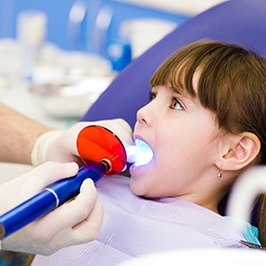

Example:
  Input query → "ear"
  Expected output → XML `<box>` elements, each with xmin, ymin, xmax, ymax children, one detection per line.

<box><xmin>217</xmin><ymin>132</ymin><xmax>261</xmax><ymax>171</ymax></box>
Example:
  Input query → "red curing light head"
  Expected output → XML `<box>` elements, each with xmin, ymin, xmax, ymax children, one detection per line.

<box><xmin>77</xmin><ymin>125</ymin><xmax>127</xmax><ymax>175</ymax></box>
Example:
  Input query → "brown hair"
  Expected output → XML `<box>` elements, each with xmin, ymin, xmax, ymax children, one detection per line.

<box><xmin>150</xmin><ymin>40</ymin><xmax>266</xmax><ymax>246</ymax></box>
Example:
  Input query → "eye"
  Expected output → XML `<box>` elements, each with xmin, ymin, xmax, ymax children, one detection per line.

<box><xmin>149</xmin><ymin>91</ymin><xmax>156</xmax><ymax>101</ymax></box>
<box><xmin>170</xmin><ymin>98</ymin><xmax>183</xmax><ymax>110</ymax></box>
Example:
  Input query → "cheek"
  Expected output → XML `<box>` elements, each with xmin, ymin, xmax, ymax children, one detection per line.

<box><xmin>152</xmin><ymin>135</ymin><xmax>205</xmax><ymax>184</ymax></box>
<box><xmin>156</xmin><ymin>135</ymin><xmax>190</xmax><ymax>167</ymax></box>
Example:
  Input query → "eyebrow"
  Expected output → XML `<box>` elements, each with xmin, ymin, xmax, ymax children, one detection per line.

<box><xmin>169</xmin><ymin>86</ymin><xmax>199</xmax><ymax>105</ymax></box>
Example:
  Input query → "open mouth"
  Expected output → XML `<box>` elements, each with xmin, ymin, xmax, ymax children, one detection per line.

<box><xmin>126</xmin><ymin>138</ymin><xmax>153</xmax><ymax>166</ymax></box>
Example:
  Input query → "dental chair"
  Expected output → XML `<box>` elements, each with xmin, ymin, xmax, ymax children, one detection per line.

<box><xmin>81</xmin><ymin>0</ymin><xmax>266</xmax><ymax>129</ymax></box>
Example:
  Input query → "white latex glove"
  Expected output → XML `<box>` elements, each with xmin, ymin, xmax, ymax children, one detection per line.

<box><xmin>0</xmin><ymin>162</ymin><xmax>103</xmax><ymax>255</ymax></box>
<box><xmin>31</xmin><ymin>119</ymin><xmax>133</xmax><ymax>167</ymax></box>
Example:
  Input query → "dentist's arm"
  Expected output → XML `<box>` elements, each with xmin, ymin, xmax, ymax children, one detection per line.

<box><xmin>0</xmin><ymin>103</ymin><xmax>133</xmax><ymax>166</ymax></box>
<box><xmin>0</xmin><ymin>102</ymin><xmax>51</xmax><ymax>164</ymax></box>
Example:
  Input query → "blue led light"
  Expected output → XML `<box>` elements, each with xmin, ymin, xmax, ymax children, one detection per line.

<box><xmin>126</xmin><ymin>139</ymin><xmax>153</xmax><ymax>166</ymax></box>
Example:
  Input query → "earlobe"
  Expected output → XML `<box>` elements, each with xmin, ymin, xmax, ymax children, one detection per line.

<box><xmin>220</xmin><ymin>133</ymin><xmax>261</xmax><ymax>171</ymax></box>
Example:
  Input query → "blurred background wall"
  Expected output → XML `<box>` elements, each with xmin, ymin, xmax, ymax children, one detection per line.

<box><xmin>0</xmin><ymin>0</ymin><xmax>226</xmax><ymax>71</ymax></box>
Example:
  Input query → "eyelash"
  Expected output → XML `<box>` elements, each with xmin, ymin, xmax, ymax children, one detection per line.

<box><xmin>148</xmin><ymin>92</ymin><xmax>184</xmax><ymax>110</ymax></box>
<box><xmin>171</xmin><ymin>98</ymin><xmax>184</xmax><ymax>110</ymax></box>
<box><xmin>149</xmin><ymin>91</ymin><xmax>156</xmax><ymax>101</ymax></box>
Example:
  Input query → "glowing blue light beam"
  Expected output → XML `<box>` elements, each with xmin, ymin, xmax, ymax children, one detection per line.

<box><xmin>126</xmin><ymin>139</ymin><xmax>153</xmax><ymax>166</ymax></box>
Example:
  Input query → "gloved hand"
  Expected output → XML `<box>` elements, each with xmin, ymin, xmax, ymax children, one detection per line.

<box><xmin>0</xmin><ymin>162</ymin><xmax>103</xmax><ymax>255</ymax></box>
<box><xmin>31</xmin><ymin>119</ymin><xmax>133</xmax><ymax>167</ymax></box>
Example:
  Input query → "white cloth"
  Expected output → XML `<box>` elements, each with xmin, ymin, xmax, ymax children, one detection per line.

<box><xmin>32</xmin><ymin>175</ymin><xmax>245</xmax><ymax>266</ymax></box>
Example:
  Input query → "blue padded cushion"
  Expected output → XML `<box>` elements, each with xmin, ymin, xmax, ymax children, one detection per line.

<box><xmin>81</xmin><ymin>0</ymin><xmax>266</xmax><ymax>129</ymax></box>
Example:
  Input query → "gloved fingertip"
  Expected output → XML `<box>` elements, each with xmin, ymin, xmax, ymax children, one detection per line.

<box><xmin>80</xmin><ymin>178</ymin><xmax>94</xmax><ymax>192</ymax></box>
<box><xmin>64</xmin><ymin>162</ymin><xmax>79</xmax><ymax>176</ymax></box>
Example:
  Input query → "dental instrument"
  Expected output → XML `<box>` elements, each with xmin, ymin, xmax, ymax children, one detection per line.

<box><xmin>0</xmin><ymin>125</ymin><xmax>153</xmax><ymax>239</ymax></box>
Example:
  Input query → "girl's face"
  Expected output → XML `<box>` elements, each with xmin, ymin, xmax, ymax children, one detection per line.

<box><xmin>130</xmin><ymin>75</ymin><xmax>225</xmax><ymax>202</ymax></box>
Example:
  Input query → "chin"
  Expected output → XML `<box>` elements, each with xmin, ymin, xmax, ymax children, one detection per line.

<box><xmin>129</xmin><ymin>180</ymin><xmax>156</xmax><ymax>198</ymax></box>
<box><xmin>129</xmin><ymin>178</ymin><xmax>146</xmax><ymax>196</ymax></box>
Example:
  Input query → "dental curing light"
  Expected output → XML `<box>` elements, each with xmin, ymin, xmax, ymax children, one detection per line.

<box><xmin>0</xmin><ymin>126</ymin><xmax>126</xmax><ymax>239</ymax></box>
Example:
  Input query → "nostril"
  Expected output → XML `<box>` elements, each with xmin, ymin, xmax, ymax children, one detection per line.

<box><xmin>141</xmin><ymin>118</ymin><xmax>147</xmax><ymax>124</ymax></box>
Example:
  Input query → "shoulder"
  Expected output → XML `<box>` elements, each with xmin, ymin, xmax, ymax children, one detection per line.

<box><xmin>225</xmin><ymin>216</ymin><xmax>260</xmax><ymax>245</ymax></box>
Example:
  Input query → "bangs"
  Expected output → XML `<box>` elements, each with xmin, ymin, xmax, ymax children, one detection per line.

<box><xmin>149</xmin><ymin>44</ymin><xmax>200</xmax><ymax>97</ymax></box>
<box><xmin>149</xmin><ymin>40</ymin><xmax>253</xmax><ymax>115</ymax></box>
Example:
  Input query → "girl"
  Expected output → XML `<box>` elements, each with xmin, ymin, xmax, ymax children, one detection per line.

<box><xmin>32</xmin><ymin>40</ymin><xmax>266</xmax><ymax>265</ymax></box>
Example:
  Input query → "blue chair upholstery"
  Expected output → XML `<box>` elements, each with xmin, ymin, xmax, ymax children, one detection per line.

<box><xmin>81</xmin><ymin>0</ymin><xmax>266</xmax><ymax>129</ymax></box>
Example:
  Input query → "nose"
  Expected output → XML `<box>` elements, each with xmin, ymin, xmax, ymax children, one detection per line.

<box><xmin>136</xmin><ymin>105</ymin><xmax>148</xmax><ymax>125</ymax></box>
<box><xmin>136</xmin><ymin>100</ymin><xmax>155</xmax><ymax>126</ymax></box>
